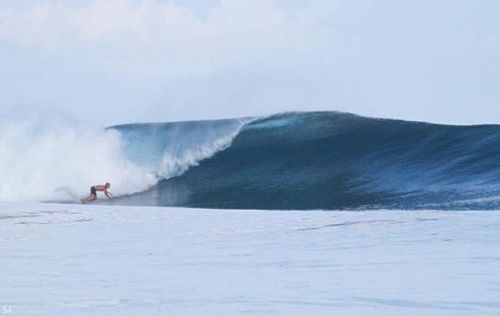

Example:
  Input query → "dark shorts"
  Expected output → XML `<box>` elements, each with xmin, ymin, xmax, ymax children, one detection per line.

<box><xmin>90</xmin><ymin>186</ymin><xmax>97</xmax><ymax>196</ymax></box>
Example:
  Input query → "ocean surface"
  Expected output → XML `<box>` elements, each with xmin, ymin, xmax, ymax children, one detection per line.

<box><xmin>104</xmin><ymin>111</ymin><xmax>500</xmax><ymax>210</ymax></box>
<box><xmin>1</xmin><ymin>203</ymin><xmax>500</xmax><ymax>316</ymax></box>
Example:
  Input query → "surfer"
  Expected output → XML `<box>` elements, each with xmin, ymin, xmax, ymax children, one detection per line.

<box><xmin>82</xmin><ymin>183</ymin><xmax>113</xmax><ymax>202</ymax></box>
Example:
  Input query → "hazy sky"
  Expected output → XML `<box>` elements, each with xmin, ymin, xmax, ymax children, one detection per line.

<box><xmin>1</xmin><ymin>0</ymin><xmax>499</xmax><ymax>126</ymax></box>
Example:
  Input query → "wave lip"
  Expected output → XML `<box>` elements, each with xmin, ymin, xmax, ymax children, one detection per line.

<box><xmin>112</xmin><ymin>117</ymin><xmax>249</xmax><ymax>180</ymax></box>
<box><xmin>106</xmin><ymin>111</ymin><xmax>500</xmax><ymax>210</ymax></box>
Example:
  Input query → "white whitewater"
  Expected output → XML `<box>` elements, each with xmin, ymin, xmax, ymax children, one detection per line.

<box><xmin>0</xmin><ymin>118</ymin><xmax>156</xmax><ymax>202</ymax></box>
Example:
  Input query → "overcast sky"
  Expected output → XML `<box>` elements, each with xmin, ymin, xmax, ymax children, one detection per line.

<box><xmin>1</xmin><ymin>0</ymin><xmax>499</xmax><ymax>126</ymax></box>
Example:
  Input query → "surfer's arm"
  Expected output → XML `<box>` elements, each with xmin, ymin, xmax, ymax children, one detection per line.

<box><xmin>105</xmin><ymin>190</ymin><xmax>113</xmax><ymax>198</ymax></box>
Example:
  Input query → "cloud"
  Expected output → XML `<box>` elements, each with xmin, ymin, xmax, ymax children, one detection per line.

<box><xmin>0</xmin><ymin>0</ymin><xmax>343</xmax><ymax>125</ymax></box>
<box><xmin>0</xmin><ymin>0</ymin><xmax>335</xmax><ymax>78</ymax></box>
<box><xmin>0</xmin><ymin>0</ymin><xmax>499</xmax><ymax>125</ymax></box>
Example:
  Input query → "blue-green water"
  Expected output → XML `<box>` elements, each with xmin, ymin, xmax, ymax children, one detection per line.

<box><xmin>109</xmin><ymin>112</ymin><xmax>500</xmax><ymax>210</ymax></box>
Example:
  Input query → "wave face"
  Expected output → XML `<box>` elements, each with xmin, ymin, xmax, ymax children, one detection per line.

<box><xmin>107</xmin><ymin>112</ymin><xmax>500</xmax><ymax>210</ymax></box>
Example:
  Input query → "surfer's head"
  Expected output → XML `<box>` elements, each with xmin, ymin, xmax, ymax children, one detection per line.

<box><xmin>105</xmin><ymin>182</ymin><xmax>111</xmax><ymax>188</ymax></box>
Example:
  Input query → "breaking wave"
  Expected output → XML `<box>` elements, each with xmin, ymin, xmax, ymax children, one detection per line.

<box><xmin>0</xmin><ymin>113</ymin><xmax>246</xmax><ymax>203</ymax></box>
<box><xmin>110</xmin><ymin>112</ymin><xmax>500</xmax><ymax>210</ymax></box>
<box><xmin>3</xmin><ymin>111</ymin><xmax>500</xmax><ymax>210</ymax></box>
